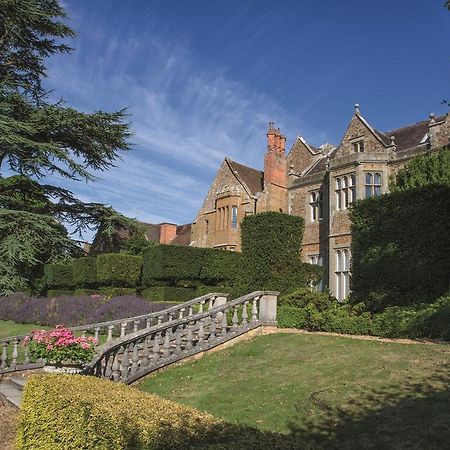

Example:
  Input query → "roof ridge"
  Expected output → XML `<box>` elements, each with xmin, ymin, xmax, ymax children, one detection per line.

<box><xmin>385</xmin><ymin>114</ymin><xmax>447</xmax><ymax>135</ymax></box>
<box><xmin>226</xmin><ymin>157</ymin><xmax>263</xmax><ymax>174</ymax></box>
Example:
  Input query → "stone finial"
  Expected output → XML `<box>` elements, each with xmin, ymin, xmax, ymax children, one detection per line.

<box><xmin>390</xmin><ymin>135</ymin><xmax>395</xmax><ymax>145</ymax></box>
<box><xmin>354</xmin><ymin>103</ymin><xmax>360</xmax><ymax>114</ymax></box>
<box><xmin>268</xmin><ymin>121</ymin><xmax>275</xmax><ymax>131</ymax></box>
<box><xmin>429</xmin><ymin>113</ymin><xmax>436</xmax><ymax>124</ymax></box>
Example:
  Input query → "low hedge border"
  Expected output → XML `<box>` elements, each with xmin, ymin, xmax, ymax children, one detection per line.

<box><xmin>17</xmin><ymin>374</ymin><xmax>300</xmax><ymax>450</ymax></box>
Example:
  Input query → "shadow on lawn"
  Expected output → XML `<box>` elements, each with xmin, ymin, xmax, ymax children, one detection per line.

<box><xmin>121</xmin><ymin>367</ymin><xmax>450</xmax><ymax>450</ymax></box>
<box><xmin>287</xmin><ymin>366</ymin><xmax>450</xmax><ymax>450</ymax></box>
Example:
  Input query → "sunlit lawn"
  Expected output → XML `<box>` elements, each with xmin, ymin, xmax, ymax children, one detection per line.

<box><xmin>138</xmin><ymin>332</ymin><xmax>450</xmax><ymax>449</ymax></box>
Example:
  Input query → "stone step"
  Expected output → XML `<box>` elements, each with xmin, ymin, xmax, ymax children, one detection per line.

<box><xmin>0</xmin><ymin>378</ymin><xmax>23</xmax><ymax>408</ymax></box>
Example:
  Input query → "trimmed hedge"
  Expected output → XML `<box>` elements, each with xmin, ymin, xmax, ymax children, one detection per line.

<box><xmin>142</xmin><ymin>245</ymin><xmax>240</xmax><ymax>286</ymax></box>
<box><xmin>73</xmin><ymin>257</ymin><xmax>97</xmax><ymax>287</ymax></box>
<box><xmin>17</xmin><ymin>374</ymin><xmax>299</xmax><ymax>450</ymax></box>
<box><xmin>98</xmin><ymin>287</ymin><xmax>136</xmax><ymax>299</ymax></box>
<box><xmin>44</xmin><ymin>263</ymin><xmax>74</xmax><ymax>289</ymax></box>
<box><xmin>96</xmin><ymin>253</ymin><xmax>142</xmax><ymax>287</ymax></box>
<box><xmin>350</xmin><ymin>185</ymin><xmax>450</xmax><ymax>310</ymax></box>
<box><xmin>240</xmin><ymin>212</ymin><xmax>321</xmax><ymax>294</ymax></box>
<box><xmin>140</xmin><ymin>286</ymin><xmax>195</xmax><ymax>302</ymax></box>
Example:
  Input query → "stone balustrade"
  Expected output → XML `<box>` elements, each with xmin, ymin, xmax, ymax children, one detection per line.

<box><xmin>87</xmin><ymin>291</ymin><xmax>278</xmax><ymax>384</ymax></box>
<box><xmin>0</xmin><ymin>292</ymin><xmax>227</xmax><ymax>374</ymax></box>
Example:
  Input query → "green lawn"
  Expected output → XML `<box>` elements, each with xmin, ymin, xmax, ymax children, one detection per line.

<box><xmin>0</xmin><ymin>320</ymin><xmax>49</xmax><ymax>339</ymax></box>
<box><xmin>138</xmin><ymin>332</ymin><xmax>450</xmax><ymax>449</ymax></box>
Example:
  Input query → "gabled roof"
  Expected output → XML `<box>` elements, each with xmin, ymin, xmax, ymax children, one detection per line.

<box><xmin>225</xmin><ymin>158</ymin><xmax>264</xmax><ymax>195</ymax></box>
<box><xmin>385</xmin><ymin>115</ymin><xmax>446</xmax><ymax>151</ymax></box>
<box><xmin>171</xmin><ymin>224</ymin><xmax>192</xmax><ymax>246</ymax></box>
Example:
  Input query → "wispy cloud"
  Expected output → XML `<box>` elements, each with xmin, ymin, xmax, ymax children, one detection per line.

<box><xmin>44</xmin><ymin>3</ymin><xmax>320</xmax><ymax>239</ymax></box>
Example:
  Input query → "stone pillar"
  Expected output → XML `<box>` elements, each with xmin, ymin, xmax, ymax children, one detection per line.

<box><xmin>259</xmin><ymin>292</ymin><xmax>278</xmax><ymax>326</ymax></box>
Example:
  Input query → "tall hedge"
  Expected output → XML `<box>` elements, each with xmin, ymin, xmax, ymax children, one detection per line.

<box><xmin>239</xmin><ymin>212</ymin><xmax>321</xmax><ymax>294</ymax></box>
<box><xmin>96</xmin><ymin>253</ymin><xmax>142</xmax><ymax>287</ymax></box>
<box><xmin>72</xmin><ymin>257</ymin><xmax>97</xmax><ymax>287</ymax></box>
<box><xmin>44</xmin><ymin>263</ymin><xmax>74</xmax><ymax>289</ymax></box>
<box><xmin>350</xmin><ymin>185</ymin><xmax>450</xmax><ymax>310</ymax></box>
<box><xmin>142</xmin><ymin>245</ymin><xmax>240</xmax><ymax>286</ymax></box>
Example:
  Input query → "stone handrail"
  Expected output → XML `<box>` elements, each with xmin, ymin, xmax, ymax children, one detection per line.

<box><xmin>0</xmin><ymin>292</ymin><xmax>228</xmax><ymax>374</ymax></box>
<box><xmin>86</xmin><ymin>291</ymin><xmax>278</xmax><ymax>384</ymax></box>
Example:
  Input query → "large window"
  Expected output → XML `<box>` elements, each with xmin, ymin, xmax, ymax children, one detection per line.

<box><xmin>335</xmin><ymin>248</ymin><xmax>350</xmax><ymax>301</ymax></box>
<box><xmin>335</xmin><ymin>174</ymin><xmax>355</xmax><ymax>210</ymax></box>
<box><xmin>309</xmin><ymin>190</ymin><xmax>323</xmax><ymax>222</ymax></box>
<box><xmin>231</xmin><ymin>206</ymin><xmax>238</xmax><ymax>228</ymax></box>
<box><xmin>364</xmin><ymin>172</ymin><xmax>382</xmax><ymax>198</ymax></box>
<box><xmin>309</xmin><ymin>254</ymin><xmax>323</xmax><ymax>291</ymax></box>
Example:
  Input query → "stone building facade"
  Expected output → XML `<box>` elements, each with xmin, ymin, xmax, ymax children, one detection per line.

<box><xmin>192</xmin><ymin>107</ymin><xmax>450</xmax><ymax>300</ymax></box>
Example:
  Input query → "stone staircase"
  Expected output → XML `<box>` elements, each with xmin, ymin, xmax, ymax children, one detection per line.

<box><xmin>0</xmin><ymin>375</ymin><xmax>25</xmax><ymax>408</ymax></box>
<box><xmin>0</xmin><ymin>291</ymin><xmax>279</xmax><ymax>404</ymax></box>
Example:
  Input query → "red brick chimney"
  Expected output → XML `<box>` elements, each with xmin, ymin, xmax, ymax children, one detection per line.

<box><xmin>159</xmin><ymin>223</ymin><xmax>177</xmax><ymax>244</ymax></box>
<box><xmin>264</xmin><ymin>122</ymin><xmax>287</xmax><ymax>188</ymax></box>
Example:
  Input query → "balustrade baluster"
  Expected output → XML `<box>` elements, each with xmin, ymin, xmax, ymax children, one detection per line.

<box><xmin>120</xmin><ymin>322</ymin><xmax>127</xmax><ymax>338</ymax></box>
<box><xmin>163</xmin><ymin>332</ymin><xmax>170</xmax><ymax>356</ymax></box>
<box><xmin>232</xmin><ymin>306</ymin><xmax>239</xmax><ymax>329</ymax></box>
<box><xmin>11</xmin><ymin>339</ymin><xmax>19</xmax><ymax>368</ymax></box>
<box><xmin>1</xmin><ymin>342</ymin><xmax>8</xmax><ymax>368</ymax></box>
<box><xmin>157</xmin><ymin>315</ymin><xmax>163</xmax><ymax>325</ymax></box>
<box><xmin>209</xmin><ymin>314</ymin><xmax>217</xmax><ymax>342</ymax></box>
<box><xmin>251</xmin><ymin>297</ymin><xmax>259</xmax><ymax>323</ymax></box>
<box><xmin>152</xmin><ymin>334</ymin><xmax>160</xmax><ymax>362</ymax></box>
<box><xmin>175</xmin><ymin>327</ymin><xmax>182</xmax><ymax>352</ymax></box>
<box><xmin>188</xmin><ymin>306</ymin><xmax>193</xmax><ymax>317</ymax></box>
<box><xmin>186</xmin><ymin>324</ymin><xmax>193</xmax><ymax>349</ymax></box>
<box><xmin>121</xmin><ymin>345</ymin><xmax>130</xmax><ymax>382</ymax></box>
<box><xmin>199</xmin><ymin>300</ymin><xmax>204</xmax><ymax>313</ymax></box>
<box><xmin>146</xmin><ymin>318</ymin><xmax>151</xmax><ymax>329</ymax></box>
<box><xmin>198</xmin><ymin>320</ymin><xmax>205</xmax><ymax>344</ymax></box>
<box><xmin>133</xmin><ymin>321</ymin><xmax>139</xmax><ymax>333</ymax></box>
<box><xmin>241</xmin><ymin>302</ymin><xmax>248</xmax><ymax>326</ymax></box>
<box><xmin>168</xmin><ymin>313</ymin><xmax>173</xmax><ymax>322</ymax></box>
<box><xmin>130</xmin><ymin>342</ymin><xmax>139</xmax><ymax>375</ymax></box>
<box><xmin>142</xmin><ymin>338</ymin><xmax>150</xmax><ymax>370</ymax></box>
<box><xmin>94</xmin><ymin>328</ymin><xmax>100</xmax><ymax>344</ymax></box>
<box><xmin>208</xmin><ymin>297</ymin><xmax>214</xmax><ymax>310</ymax></box>
<box><xmin>107</xmin><ymin>325</ymin><xmax>114</xmax><ymax>342</ymax></box>
<box><xmin>179</xmin><ymin>309</ymin><xmax>185</xmax><ymax>320</ymax></box>
<box><xmin>112</xmin><ymin>352</ymin><xmax>120</xmax><ymax>382</ymax></box>
<box><xmin>221</xmin><ymin>310</ymin><xmax>228</xmax><ymax>335</ymax></box>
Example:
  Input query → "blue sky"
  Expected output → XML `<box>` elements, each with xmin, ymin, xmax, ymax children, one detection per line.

<box><xmin>45</xmin><ymin>0</ymin><xmax>449</xmax><ymax>238</ymax></box>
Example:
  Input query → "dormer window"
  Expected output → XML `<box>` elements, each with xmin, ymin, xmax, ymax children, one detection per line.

<box><xmin>352</xmin><ymin>140</ymin><xmax>365</xmax><ymax>153</ymax></box>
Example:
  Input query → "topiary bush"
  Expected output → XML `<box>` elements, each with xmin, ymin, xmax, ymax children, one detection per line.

<box><xmin>239</xmin><ymin>212</ymin><xmax>321</xmax><ymax>294</ymax></box>
<box><xmin>140</xmin><ymin>286</ymin><xmax>195</xmax><ymax>303</ymax></box>
<box><xmin>98</xmin><ymin>287</ymin><xmax>136</xmax><ymax>299</ymax></box>
<box><xmin>350</xmin><ymin>185</ymin><xmax>450</xmax><ymax>310</ymax></box>
<box><xmin>17</xmin><ymin>374</ymin><xmax>300</xmax><ymax>450</ymax></box>
<box><xmin>44</xmin><ymin>263</ymin><xmax>74</xmax><ymax>289</ymax></box>
<box><xmin>72</xmin><ymin>257</ymin><xmax>97</xmax><ymax>287</ymax></box>
<box><xmin>96</xmin><ymin>254</ymin><xmax>142</xmax><ymax>287</ymax></box>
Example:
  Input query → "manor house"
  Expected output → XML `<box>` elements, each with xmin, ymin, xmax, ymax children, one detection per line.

<box><xmin>190</xmin><ymin>106</ymin><xmax>450</xmax><ymax>301</ymax></box>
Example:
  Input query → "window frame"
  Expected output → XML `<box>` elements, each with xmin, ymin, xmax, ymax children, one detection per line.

<box><xmin>335</xmin><ymin>173</ymin><xmax>356</xmax><ymax>211</ymax></box>
<box><xmin>364</xmin><ymin>171</ymin><xmax>382</xmax><ymax>198</ymax></box>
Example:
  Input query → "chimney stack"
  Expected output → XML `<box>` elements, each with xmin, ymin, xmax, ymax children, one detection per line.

<box><xmin>264</xmin><ymin>122</ymin><xmax>287</xmax><ymax>189</ymax></box>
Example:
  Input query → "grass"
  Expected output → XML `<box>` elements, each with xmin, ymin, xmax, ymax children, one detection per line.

<box><xmin>0</xmin><ymin>321</ymin><xmax>49</xmax><ymax>339</ymax></box>
<box><xmin>138</xmin><ymin>332</ymin><xmax>450</xmax><ymax>449</ymax></box>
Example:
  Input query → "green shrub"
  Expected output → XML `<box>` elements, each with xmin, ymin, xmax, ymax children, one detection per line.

<box><xmin>44</xmin><ymin>263</ymin><xmax>74</xmax><ymax>289</ymax></box>
<box><xmin>279</xmin><ymin>287</ymin><xmax>335</xmax><ymax>310</ymax></box>
<box><xmin>74</xmin><ymin>288</ymin><xmax>100</xmax><ymax>296</ymax></box>
<box><xmin>17</xmin><ymin>374</ymin><xmax>299</xmax><ymax>450</ymax></box>
<box><xmin>140</xmin><ymin>286</ymin><xmax>195</xmax><ymax>302</ymax></box>
<box><xmin>350</xmin><ymin>185</ymin><xmax>450</xmax><ymax>310</ymax></box>
<box><xmin>96</xmin><ymin>254</ymin><xmax>142</xmax><ymax>287</ymax></box>
<box><xmin>142</xmin><ymin>245</ymin><xmax>239</xmax><ymax>286</ymax></box>
<box><xmin>277</xmin><ymin>306</ymin><xmax>308</xmax><ymax>329</ymax></box>
<box><xmin>98</xmin><ymin>287</ymin><xmax>136</xmax><ymax>299</ymax></box>
<box><xmin>46</xmin><ymin>289</ymin><xmax>74</xmax><ymax>297</ymax></box>
<box><xmin>239</xmin><ymin>212</ymin><xmax>321</xmax><ymax>294</ymax></box>
<box><xmin>73</xmin><ymin>257</ymin><xmax>97</xmax><ymax>287</ymax></box>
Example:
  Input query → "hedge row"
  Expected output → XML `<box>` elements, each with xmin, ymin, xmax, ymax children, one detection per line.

<box><xmin>142</xmin><ymin>245</ymin><xmax>240</xmax><ymax>285</ymax></box>
<box><xmin>277</xmin><ymin>288</ymin><xmax>450</xmax><ymax>340</ymax></box>
<box><xmin>350</xmin><ymin>185</ymin><xmax>450</xmax><ymax>310</ymax></box>
<box><xmin>17</xmin><ymin>374</ymin><xmax>299</xmax><ymax>450</ymax></box>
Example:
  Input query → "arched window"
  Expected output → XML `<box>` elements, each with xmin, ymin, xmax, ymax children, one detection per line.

<box><xmin>335</xmin><ymin>248</ymin><xmax>351</xmax><ymax>301</ymax></box>
<box><xmin>231</xmin><ymin>206</ymin><xmax>238</xmax><ymax>228</ymax></box>
<box><xmin>335</xmin><ymin>173</ymin><xmax>356</xmax><ymax>210</ymax></box>
<box><xmin>365</xmin><ymin>172</ymin><xmax>382</xmax><ymax>198</ymax></box>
